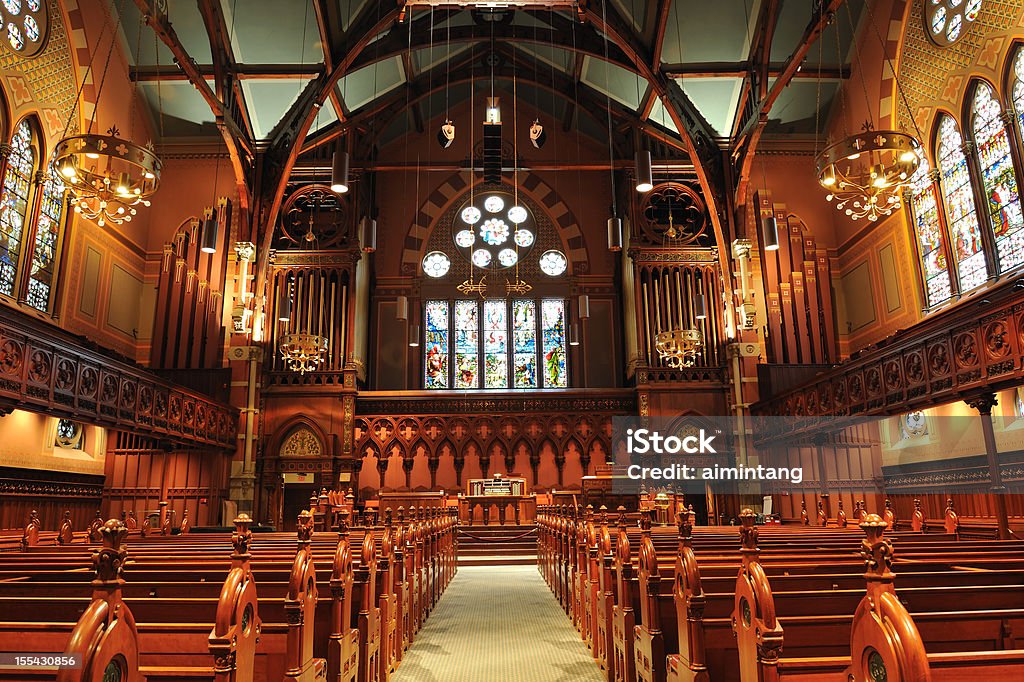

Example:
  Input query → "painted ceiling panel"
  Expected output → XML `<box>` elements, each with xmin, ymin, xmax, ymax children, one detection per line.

<box><xmin>580</xmin><ymin>57</ymin><xmax>645</xmax><ymax>111</ymax></box>
<box><xmin>661</xmin><ymin>0</ymin><xmax>757</xmax><ymax>64</ymax></box>
<box><xmin>138</xmin><ymin>80</ymin><xmax>216</xmax><ymax>137</ymax></box>
<box><xmin>516</xmin><ymin>43</ymin><xmax>573</xmax><ymax>74</ymax></box>
<box><xmin>338</xmin><ymin>0</ymin><xmax>370</xmax><ymax>30</ymax></box>
<box><xmin>412</xmin><ymin>43</ymin><xmax>471</xmax><ymax>75</ymax></box>
<box><xmin>771</xmin><ymin>0</ymin><xmax>864</xmax><ymax>65</ymax></box>
<box><xmin>114</xmin><ymin>0</ymin><xmax>211</xmax><ymax>66</ymax></box>
<box><xmin>221</xmin><ymin>0</ymin><xmax>323</xmax><ymax>65</ymax></box>
<box><xmin>647</xmin><ymin>97</ymin><xmax>680</xmax><ymax>135</ymax></box>
<box><xmin>677</xmin><ymin>78</ymin><xmax>742</xmax><ymax>137</ymax></box>
<box><xmin>763</xmin><ymin>79</ymin><xmax>840</xmax><ymax>134</ymax></box>
<box><xmin>336</xmin><ymin>56</ymin><xmax>407</xmax><ymax>112</ymax></box>
<box><xmin>240</xmin><ymin>79</ymin><xmax>305</xmax><ymax>139</ymax></box>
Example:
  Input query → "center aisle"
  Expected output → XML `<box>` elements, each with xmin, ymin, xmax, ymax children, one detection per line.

<box><xmin>392</xmin><ymin>565</ymin><xmax>605</xmax><ymax>682</ymax></box>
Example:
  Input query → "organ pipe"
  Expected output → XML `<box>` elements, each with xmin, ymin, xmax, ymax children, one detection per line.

<box><xmin>267</xmin><ymin>260</ymin><xmax>352</xmax><ymax>372</ymax></box>
<box><xmin>635</xmin><ymin>262</ymin><xmax>724</xmax><ymax>369</ymax></box>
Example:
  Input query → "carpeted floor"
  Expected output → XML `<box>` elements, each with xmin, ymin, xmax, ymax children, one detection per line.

<box><xmin>391</xmin><ymin>566</ymin><xmax>606</xmax><ymax>682</ymax></box>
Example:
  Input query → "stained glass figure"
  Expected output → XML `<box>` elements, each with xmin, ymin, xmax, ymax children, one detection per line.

<box><xmin>424</xmin><ymin>300</ymin><xmax>449</xmax><ymax>389</ymax></box>
<box><xmin>907</xmin><ymin>160</ymin><xmax>953</xmax><ymax>307</ymax></box>
<box><xmin>513</xmin><ymin>300</ymin><xmax>538</xmax><ymax>388</ymax></box>
<box><xmin>479</xmin><ymin>218</ymin><xmax>509</xmax><ymax>246</ymax></box>
<box><xmin>541</xmin><ymin>299</ymin><xmax>567</xmax><ymax>388</ymax></box>
<box><xmin>26</xmin><ymin>163</ymin><xmax>65</xmax><ymax>311</ymax></box>
<box><xmin>0</xmin><ymin>120</ymin><xmax>34</xmax><ymax>297</ymax></box>
<box><xmin>972</xmin><ymin>83</ymin><xmax>1024</xmax><ymax>272</ymax></box>
<box><xmin>937</xmin><ymin>115</ymin><xmax>987</xmax><ymax>292</ymax></box>
<box><xmin>454</xmin><ymin>300</ymin><xmax>479</xmax><ymax>389</ymax></box>
<box><xmin>483</xmin><ymin>300</ymin><xmax>508</xmax><ymax>388</ymax></box>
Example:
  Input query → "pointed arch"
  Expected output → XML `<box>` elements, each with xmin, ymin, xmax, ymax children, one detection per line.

<box><xmin>271</xmin><ymin>415</ymin><xmax>329</xmax><ymax>459</ymax></box>
<box><xmin>0</xmin><ymin>116</ymin><xmax>41</xmax><ymax>299</ymax></box>
<box><xmin>934</xmin><ymin>111</ymin><xmax>987</xmax><ymax>293</ymax></box>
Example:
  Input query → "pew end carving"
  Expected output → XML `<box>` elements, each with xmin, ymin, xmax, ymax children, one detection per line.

<box><xmin>284</xmin><ymin>509</ymin><xmax>326</xmax><ymax>681</ymax></box>
<box><xmin>329</xmin><ymin>511</ymin><xmax>359</xmax><ymax>682</ymax></box>
<box><xmin>57</xmin><ymin>519</ymin><xmax>145</xmax><ymax>682</ymax></box>
<box><xmin>58</xmin><ymin>510</ymin><xmax>74</xmax><ymax>546</ymax></box>
<box><xmin>845</xmin><ymin>514</ymin><xmax>932</xmax><ymax>682</ymax></box>
<box><xmin>209</xmin><ymin>513</ymin><xmax>262</xmax><ymax>682</ymax></box>
<box><xmin>731</xmin><ymin>509</ymin><xmax>783</xmax><ymax>682</ymax></box>
<box><xmin>667</xmin><ymin>511</ymin><xmax>709</xmax><ymax>682</ymax></box>
<box><xmin>21</xmin><ymin>509</ymin><xmax>40</xmax><ymax>551</ymax></box>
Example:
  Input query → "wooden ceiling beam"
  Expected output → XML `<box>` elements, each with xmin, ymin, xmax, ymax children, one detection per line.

<box><xmin>649</xmin><ymin>0</ymin><xmax>671</xmax><ymax>70</ymax></box>
<box><xmin>130</xmin><ymin>64</ymin><xmax>326</xmax><ymax>81</ymax></box>
<box><xmin>662</xmin><ymin>62</ymin><xmax>847</xmax><ymax>80</ymax></box>
<box><xmin>731</xmin><ymin>0</ymin><xmax>845</xmax><ymax>205</ymax></box>
<box><xmin>136</xmin><ymin>0</ymin><xmax>254</xmax><ymax>215</ymax></box>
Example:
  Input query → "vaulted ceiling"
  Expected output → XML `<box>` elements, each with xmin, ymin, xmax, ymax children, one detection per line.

<box><xmin>118</xmin><ymin>0</ymin><xmax>862</xmax><ymax>150</ymax></box>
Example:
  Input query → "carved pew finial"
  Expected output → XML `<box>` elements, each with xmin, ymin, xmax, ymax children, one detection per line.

<box><xmin>89</xmin><ymin>510</ymin><xmax>104</xmax><ymax>543</ymax></box>
<box><xmin>180</xmin><ymin>508</ymin><xmax>191</xmax><ymax>535</ymax></box>
<box><xmin>732</xmin><ymin>508</ymin><xmax>783</xmax><ymax>680</ymax></box>
<box><xmin>837</xmin><ymin>499</ymin><xmax>847</xmax><ymax>528</ymax></box>
<box><xmin>883</xmin><ymin>498</ymin><xmax>896</xmax><ymax>529</ymax></box>
<box><xmin>297</xmin><ymin>509</ymin><xmax>314</xmax><ymax>544</ymax></box>
<box><xmin>616</xmin><ymin>505</ymin><xmax>627</xmax><ymax>530</ymax></box>
<box><xmin>59</xmin><ymin>519</ymin><xmax>145</xmax><ymax>682</ymax></box>
<box><xmin>125</xmin><ymin>510</ymin><xmax>138</xmax><ymax>530</ymax></box>
<box><xmin>944</xmin><ymin>498</ymin><xmax>959</xmax><ymax>536</ymax></box>
<box><xmin>800</xmin><ymin>499</ymin><xmax>809</xmax><ymax>525</ymax></box>
<box><xmin>58</xmin><ymin>510</ymin><xmax>73</xmax><ymax>546</ymax></box>
<box><xmin>21</xmin><ymin>509</ymin><xmax>40</xmax><ymax>551</ymax></box>
<box><xmin>845</xmin><ymin>514</ymin><xmax>931</xmax><ymax>681</ymax></box>
<box><xmin>232</xmin><ymin>513</ymin><xmax>253</xmax><ymax>558</ymax></box>
<box><xmin>668</xmin><ymin>509</ymin><xmax>707</xmax><ymax>681</ymax></box>
<box><xmin>677</xmin><ymin>509</ymin><xmax>693</xmax><ymax>546</ymax></box>
<box><xmin>912</xmin><ymin>498</ymin><xmax>925</xmax><ymax>532</ymax></box>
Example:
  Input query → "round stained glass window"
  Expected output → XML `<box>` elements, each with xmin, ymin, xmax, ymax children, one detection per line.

<box><xmin>422</xmin><ymin>251</ymin><xmax>451</xmax><ymax>278</ymax></box>
<box><xmin>0</xmin><ymin>0</ymin><xmax>45</xmax><ymax>57</ymax></box>
<box><xmin>926</xmin><ymin>0</ymin><xmax>979</xmax><ymax>46</ymax></box>
<box><xmin>452</xmin><ymin>190</ymin><xmax>536</xmax><ymax>270</ymax></box>
<box><xmin>484</xmin><ymin>195</ymin><xmax>504</xmax><ymax>213</ymax></box>
<box><xmin>454</xmin><ymin>229</ymin><xmax>475</xmax><ymax>248</ymax></box>
<box><xmin>480</xmin><ymin>218</ymin><xmax>509</xmax><ymax>246</ymax></box>
<box><xmin>472</xmin><ymin>249</ymin><xmax>492</xmax><ymax>267</ymax></box>
<box><xmin>514</xmin><ymin>229</ymin><xmax>534</xmax><ymax>248</ymax></box>
<box><xmin>2</xmin><ymin>0</ymin><xmax>20</xmax><ymax>15</ymax></box>
<box><xmin>539</xmin><ymin>250</ymin><xmax>568</xmax><ymax>276</ymax></box>
<box><xmin>26</xmin><ymin>0</ymin><xmax>37</xmax><ymax>10</ymax></box>
<box><xmin>498</xmin><ymin>248</ymin><xmax>518</xmax><ymax>266</ymax></box>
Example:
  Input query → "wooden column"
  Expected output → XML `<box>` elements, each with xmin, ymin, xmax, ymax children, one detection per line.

<box><xmin>965</xmin><ymin>392</ymin><xmax>1010</xmax><ymax>540</ymax></box>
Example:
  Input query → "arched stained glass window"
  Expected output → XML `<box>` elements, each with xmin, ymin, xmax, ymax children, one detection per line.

<box><xmin>0</xmin><ymin>119</ymin><xmax>34</xmax><ymax>297</ymax></box>
<box><xmin>26</xmin><ymin>163</ymin><xmax>65</xmax><ymax>311</ymax></box>
<box><xmin>936</xmin><ymin>115</ymin><xmax>987</xmax><ymax>292</ymax></box>
<box><xmin>907</xmin><ymin>160</ymin><xmax>953</xmax><ymax>307</ymax></box>
<box><xmin>424</xmin><ymin>298</ymin><xmax>567</xmax><ymax>390</ymax></box>
<box><xmin>1014</xmin><ymin>49</ymin><xmax>1024</xmax><ymax>137</ymax></box>
<box><xmin>971</xmin><ymin>83</ymin><xmax>1024</xmax><ymax>272</ymax></box>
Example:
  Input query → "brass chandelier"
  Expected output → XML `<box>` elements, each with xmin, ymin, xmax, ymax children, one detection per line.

<box><xmin>279</xmin><ymin>331</ymin><xmax>328</xmax><ymax>375</ymax></box>
<box><xmin>54</xmin><ymin>7</ymin><xmax>162</xmax><ymax>227</ymax></box>
<box><xmin>54</xmin><ymin>129</ymin><xmax>161</xmax><ymax>227</ymax></box>
<box><xmin>816</xmin><ymin>129</ymin><xmax>921</xmax><ymax>222</ymax></box>
<box><xmin>655</xmin><ymin>328</ymin><xmax>704</xmax><ymax>368</ymax></box>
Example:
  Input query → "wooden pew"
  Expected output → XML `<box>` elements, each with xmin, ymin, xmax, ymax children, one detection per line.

<box><xmin>731</xmin><ymin>509</ymin><xmax>784</xmax><ymax>681</ymax></box>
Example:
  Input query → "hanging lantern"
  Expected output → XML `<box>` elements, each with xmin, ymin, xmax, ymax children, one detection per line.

<box><xmin>762</xmin><ymin>215</ymin><xmax>779</xmax><ymax>251</ymax></box>
<box><xmin>200</xmin><ymin>209</ymin><xmax>218</xmax><ymax>254</ymax></box>
<box><xmin>360</xmin><ymin>217</ymin><xmax>377</xmax><ymax>253</ymax></box>
<box><xmin>331</xmin><ymin>147</ymin><xmax>350</xmax><ymax>194</ymax></box>
<box><xmin>607</xmin><ymin>217</ymin><xmax>623</xmax><ymax>252</ymax></box>
<box><xmin>635</xmin><ymin>150</ymin><xmax>653</xmax><ymax>193</ymax></box>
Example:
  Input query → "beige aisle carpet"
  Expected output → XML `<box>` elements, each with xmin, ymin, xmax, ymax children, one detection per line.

<box><xmin>391</xmin><ymin>565</ymin><xmax>606</xmax><ymax>682</ymax></box>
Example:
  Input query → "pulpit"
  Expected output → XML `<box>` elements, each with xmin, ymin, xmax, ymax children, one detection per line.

<box><xmin>463</xmin><ymin>475</ymin><xmax>531</xmax><ymax>526</ymax></box>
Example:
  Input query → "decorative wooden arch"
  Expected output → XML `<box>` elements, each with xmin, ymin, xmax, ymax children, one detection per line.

<box><xmin>400</xmin><ymin>171</ymin><xmax>590</xmax><ymax>275</ymax></box>
<box><xmin>273</xmin><ymin>416</ymin><xmax>330</xmax><ymax>459</ymax></box>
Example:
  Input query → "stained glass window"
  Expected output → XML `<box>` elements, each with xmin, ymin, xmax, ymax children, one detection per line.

<box><xmin>425</xmin><ymin>298</ymin><xmax>567</xmax><ymax>390</ymax></box>
<box><xmin>26</xmin><ymin>164</ymin><xmax>65</xmax><ymax>311</ymax></box>
<box><xmin>483</xmin><ymin>300</ymin><xmax>508</xmax><ymax>388</ymax></box>
<box><xmin>513</xmin><ymin>300</ymin><xmax>537</xmax><ymax>389</ymax></box>
<box><xmin>907</xmin><ymin>160</ymin><xmax>953</xmax><ymax>307</ymax></box>
<box><xmin>541</xmin><ymin>299</ymin><xmax>567</xmax><ymax>388</ymax></box>
<box><xmin>424</xmin><ymin>300</ymin><xmax>449</xmax><ymax>389</ymax></box>
<box><xmin>0</xmin><ymin>120</ymin><xmax>35</xmax><ymax>298</ymax></box>
<box><xmin>972</xmin><ymin>83</ymin><xmax>1024</xmax><ymax>272</ymax></box>
<box><xmin>454</xmin><ymin>300</ymin><xmax>479</xmax><ymax>389</ymax></box>
<box><xmin>936</xmin><ymin>115</ymin><xmax>987</xmax><ymax>292</ymax></box>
